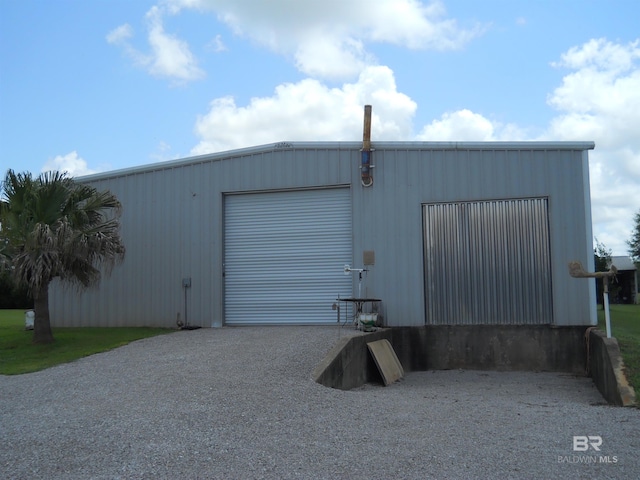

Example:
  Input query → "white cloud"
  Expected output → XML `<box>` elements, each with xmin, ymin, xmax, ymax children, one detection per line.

<box><xmin>207</xmin><ymin>34</ymin><xmax>227</xmax><ymax>52</ymax></box>
<box><xmin>106</xmin><ymin>24</ymin><xmax>151</xmax><ymax>69</ymax></box>
<box><xmin>41</xmin><ymin>152</ymin><xmax>98</xmax><ymax>177</ymax></box>
<box><xmin>551</xmin><ymin>38</ymin><xmax>639</xmax><ymax>73</ymax></box>
<box><xmin>416</xmin><ymin>109</ymin><xmax>525</xmax><ymax>141</ymax></box>
<box><xmin>106</xmin><ymin>24</ymin><xmax>133</xmax><ymax>45</ymax></box>
<box><xmin>544</xmin><ymin>38</ymin><xmax>640</xmax><ymax>255</ymax></box>
<box><xmin>417</xmin><ymin>109</ymin><xmax>493</xmax><ymax>140</ymax></box>
<box><xmin>191</xmin><ymin>65</ymin><xmax>416</xmax><ymax>154</ymax></box>
<box><xmin>107</xmin><ymin>6</ymin><xmax>204</xmax><ymax>83</ymax></box>
<box><xmin>149</xmin><ymin>141</ymin><xmax>181</xmax><ymax>162</ymax></box>
<box><xmin>362</xmin><ymin>0</ymin><xmax>482</xmax><ymax>49</ymax></box>
<box><xmin>293</xmin><ymin>35</ymin><xmax>373</xmax><ymax>80</ymax></box>
<box><xmin>166</xmin><ymin>0</ymin><xmax>484</xmax><ymax>79</ymax></box>
<box><xmin>145</xmin><ymin>6</ymin><xmax>205</xmax><ymax>81</ymax></box>
<box><xmin>546</xmin><ymin>41</ymin><xmax>640</xmax><ymax>150</ymax></box>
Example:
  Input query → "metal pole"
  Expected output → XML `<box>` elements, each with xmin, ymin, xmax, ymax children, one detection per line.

<box><xmin>184</xmin><ymin>285</ymin><xmax>188</xmax><ymax>328</ymax></box>
<box><xmin>603</xmin><ymin>276</ymin><xmax>612</xmax><ymax>338</ymax></box>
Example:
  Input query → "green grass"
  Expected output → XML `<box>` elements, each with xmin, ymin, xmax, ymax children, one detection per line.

<box><xmin>597</xmin><ymin>304</ymin><xmax>640</xmax><ymax>391</ymax></box>
<box><xmin>0</xmin><ymin>309</ymin><xmax>173</xmax><ymax>375</ymax></box>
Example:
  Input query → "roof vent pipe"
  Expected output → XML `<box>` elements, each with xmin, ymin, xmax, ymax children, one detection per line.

<box><xmin>361</xmin><ymin>105</ymin><xmax>374</xmax><ymax>187</ymax></box>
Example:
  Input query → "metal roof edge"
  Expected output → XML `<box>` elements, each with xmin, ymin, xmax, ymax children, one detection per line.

<box><xmin>380</xmin><ymin>141</ymin><xmax>596</xmax><ymax>151</ymax></box>
<box><xmin>609</xmin><ymin>256</ymin><xmax>638</xmax><ymax>271</ymax></box>
<box><xmin>77</xmin><ymin>140</ymin><xmax>596</xmax><ymax>182</ymax></box>
<box><xmin>76</xmin><ymin>142</ymin><xmax>286</xmax><ymax>181</ymax></box>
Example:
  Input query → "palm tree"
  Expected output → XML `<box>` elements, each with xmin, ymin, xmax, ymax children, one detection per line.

<box><xmin>0</xmin><ymin>170</ymin><xmax>125</xmax><ymax>344</ymax></box>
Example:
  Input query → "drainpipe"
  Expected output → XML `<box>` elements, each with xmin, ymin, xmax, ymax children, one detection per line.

<box><xmin>361</xmin><ymin>105</ymin><xmax>374</xmax><ymax>187</ymax></box>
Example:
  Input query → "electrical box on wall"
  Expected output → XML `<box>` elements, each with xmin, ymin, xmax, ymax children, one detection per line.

<box><xmin>363</xmin><ymin>250</ymin><xmax>375</xmax><ymax>265</ymax></box>
<box><xmin>182</xmin><ymin>277</ymin><xmax>192</xmax><ymax>288</ymax></box>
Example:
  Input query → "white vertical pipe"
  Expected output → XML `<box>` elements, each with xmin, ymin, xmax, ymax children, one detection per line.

<box><xmin>603</xmin><ymin>277</ymin><xmax>612</xmax><ymax>338</ymax></box>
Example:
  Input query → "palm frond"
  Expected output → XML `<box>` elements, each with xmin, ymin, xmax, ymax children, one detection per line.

<box><xmin>0</xmin><ymin>169</ymin><xmax>125</xmax><ymax>293</ymax></box>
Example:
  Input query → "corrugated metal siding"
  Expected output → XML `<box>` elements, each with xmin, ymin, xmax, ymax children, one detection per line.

<box><xmin>48</xmin><ymin>142</ymin><xmax>595</xmax><ymax>328</ymax></box>
<box><xmin>224</xmin><ymin>188</ymin><xmax>352</xmax><ymax>324</ymax></box>
<box><xmin>48</xmin><ymin>145</ymin><xmax>353</xmax><ymax>328</ymax></box>
<box><xmin>423</xmin><ymin>197</ymin><xmax>552</xmax><ymax>325</ymax></box>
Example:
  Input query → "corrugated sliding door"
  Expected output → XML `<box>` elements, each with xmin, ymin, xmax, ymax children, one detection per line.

<box><xmin>225</xmin><ymin>188</ymin><xmax>352</xmax><ymax>325</ymax></box>
<box><xmin>423</xmin><ymin>197</ymin><xmax>552</xmax><ymax>325</ymax></box>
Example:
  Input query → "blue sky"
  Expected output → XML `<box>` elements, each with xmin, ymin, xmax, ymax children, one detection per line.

<box><xmin>1</xmin><ymin>0</ymin><xmax>639</xmax><ymax>255</ymax></box>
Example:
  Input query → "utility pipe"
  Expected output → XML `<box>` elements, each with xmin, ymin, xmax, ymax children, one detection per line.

<box><xmin>361</xmin><ymin>105</ymin><xmax>373</xmax><ymax>187</ymax></box>
<box><xmin>568</xmin><ymin>261</ymin><xmax>617</xmax><ymax>338</ymax></box>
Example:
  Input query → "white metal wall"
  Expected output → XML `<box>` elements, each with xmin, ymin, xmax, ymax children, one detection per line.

<box><xmin>224</xmin><ymin>188</ymin><xmax>352</xmax><ymax>324</ymax></box>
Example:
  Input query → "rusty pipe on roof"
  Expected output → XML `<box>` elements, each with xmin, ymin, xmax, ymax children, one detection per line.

<box><xmin>361</xmin><ymin>105</ymin><xmax>373</xmax><ymax>187</ymax></box>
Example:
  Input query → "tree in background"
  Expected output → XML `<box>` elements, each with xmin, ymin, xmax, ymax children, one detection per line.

<box><xmin>594</xmin><ymin>238</ymin><xmax>612</xmax><ymax>272</ymax></box>
<box><xmin>0</xmin><ymin>269</ymin><xmax>32</xmax><ymax>308</ymax></box>
<box><xmin>628</xmin><ymin>209</ymin><xmax>640</xmax><ymax>262</ymax></box>
<box><xmin>0</xmin><ymin>209</ymin><xmax>32</xmax><ymax>308</ymax></box>
<box><xmin>593</xmin><ymin>238</ymin><xmax>613</xmax><ymax>307</ymax></box>
<box><xmin>0</xmin><ymin>170</ymin><xmax>125</xmax><ymax>344</ymax></box>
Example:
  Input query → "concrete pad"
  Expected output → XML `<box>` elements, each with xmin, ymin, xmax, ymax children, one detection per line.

<box><xmin>367</xmin><ymin>339</ymin><xmax>404</xmax><ymax>386</ymax></box>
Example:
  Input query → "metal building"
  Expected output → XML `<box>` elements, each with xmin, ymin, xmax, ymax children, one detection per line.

<box><xmin>49</xmin><ymin>140</ymin><xmax>596</xmax><ymax>329</ymax></box>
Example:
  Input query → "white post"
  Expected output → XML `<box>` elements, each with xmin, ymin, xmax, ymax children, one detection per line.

<box><xmin>568</xmin><ymin>261</ymin><xmax>617</xmax><ymax>338</ymax></box>
<box><xmin>603</xmin><ymin>276</ymin><xmax>612</xmax><ymax>338</ymax></box>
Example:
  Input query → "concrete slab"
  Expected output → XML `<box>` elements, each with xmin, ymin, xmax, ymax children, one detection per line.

<box><xmin>367</xmin><ymin>339</ymin><xmax>404</xmax><ymax>386</ymax></box>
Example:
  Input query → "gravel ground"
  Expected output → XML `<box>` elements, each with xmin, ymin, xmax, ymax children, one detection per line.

<box><xmin>1</xmin><ymin>326</ymin><xmax>639</xmax><ymax>480</ymax></box>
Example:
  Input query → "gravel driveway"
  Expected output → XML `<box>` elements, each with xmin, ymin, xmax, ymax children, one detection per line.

<box><xmin>1</xmin><ymin>326</ymin><xmax>639</xmax><ymax>479</ymax></box>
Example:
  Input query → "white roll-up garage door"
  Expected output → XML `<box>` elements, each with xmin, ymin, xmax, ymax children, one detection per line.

<box><xmin>224</xmin><ymin>188</ymin><xmax>352</xmax><ymax>325</ymax></box>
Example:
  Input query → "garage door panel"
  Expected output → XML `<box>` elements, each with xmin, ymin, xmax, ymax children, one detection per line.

<box><xmin>227</xmin><ymin>241</ymin><xmax>351</xmax><ymax>255</ymax></box>
<box><xmin>225</xmin><ymin>188</ymin><xmax>352</xmax><ymax>325</ymax></box>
